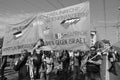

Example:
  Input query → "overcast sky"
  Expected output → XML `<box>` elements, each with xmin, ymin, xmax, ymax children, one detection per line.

<box><xmin>0</xmin><ymin>0</ymin><xmax>120</xmax><ymax>26</ymax></box>
<box><xmin>0</xmin><ymin>0</ymin><xmax>120</xmax><ymax>39</ymax></box>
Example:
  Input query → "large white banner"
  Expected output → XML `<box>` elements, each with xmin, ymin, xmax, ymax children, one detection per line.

<box><xmin>2</xmin><ymin>1</ymin><xmax>90</xmax><ymax>55</ymax></box>
<box><xmin>41</xmin><ymin>1</ymin><xmax>90</xmax><ymax>50</ymax></box>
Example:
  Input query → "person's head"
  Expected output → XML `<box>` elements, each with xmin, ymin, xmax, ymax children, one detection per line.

<box><xmin>44</xmin><ymin>50</ymin><xmax>51</xmax><ymax>58</ymax></box>
<box><xmin>96</xmin><ymin>49</ymin><xmax>102</xmax><ymax>55</ymax></box>
<box><xmin>90</xmin><ymin>46</ymin><xmax>96</xmax><ymax>54</ymax></box>
<box><xmin>20</xmin><ymin>49</ymin><xmax>28</xmax><ymax>59</ymax></box>
<box><xmin>74</xmin><ymin>50</ymin><xmax>79</xmax><ymax>57</ymax></box>
<box><xmin>20</xmin><ymin>53</ymin><xmax>25</xmax><ymax>60</ymax></box>
<box><xmin>104</xmin><ymin>43</ymin><xmax>111</xmax><ymax>49</ymax></box>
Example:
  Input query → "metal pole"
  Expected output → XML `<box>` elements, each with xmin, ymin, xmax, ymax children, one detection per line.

<box><xmin>103</xmin><ymin>0</ymin><xmax>107</xmax><ymax>39</ymax></box>
<box><xmin>103</xmin><ymin>1</ymin><xmax>110</xmax><ymax>80</ymax></box>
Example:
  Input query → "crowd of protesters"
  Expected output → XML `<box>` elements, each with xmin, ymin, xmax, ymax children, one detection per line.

<box><xmin>0</xmin><ymin>39</ymin><xmax>120</xmax><ymax>80</ymax></box>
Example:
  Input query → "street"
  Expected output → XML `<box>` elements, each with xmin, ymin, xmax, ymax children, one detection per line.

<box><xmin>2</xmin><ymin>56</ymin><xmax>120</xmax><ymax>80</ymax></box>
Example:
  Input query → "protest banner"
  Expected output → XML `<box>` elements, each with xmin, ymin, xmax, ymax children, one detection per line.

<box><xmin>41</xmin><ymin>1</ymin><xmax>90</xmax><ymax>50</ymax></box>
<box><xmin>2</xmin><ymin>1</ymin><xmax>90</xmax><ymax>55</ymax></box>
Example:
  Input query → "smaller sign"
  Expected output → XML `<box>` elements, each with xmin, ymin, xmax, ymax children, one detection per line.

<box><xmin>90</xmin><ymin>31</ymin><xmax>97</xmax><ymax>46</ymax></box>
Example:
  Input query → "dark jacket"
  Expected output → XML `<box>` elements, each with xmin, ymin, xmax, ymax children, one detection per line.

<box><xmin>86</xmin><ymin>53</ymin><xmax>102</xmax><ymax>73</ymax></box>
<box><xmin>13</xmin><ymin>55</ymin><xmax>30</xmax><ymax>80</ymax></box>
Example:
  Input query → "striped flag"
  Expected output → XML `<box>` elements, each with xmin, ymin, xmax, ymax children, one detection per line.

<box><xmin>13</xmin><ymin>31</ymin><xmax>23</xmax><ymax>39</ymax></box>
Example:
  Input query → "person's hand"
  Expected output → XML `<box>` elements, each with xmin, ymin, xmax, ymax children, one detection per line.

<box><xmin>20</xmin><ymin>56</ymin><xmax>24</xmax><ymax>60</ymax></box>
<box><xmin>15</xmin><ymin>61</ymin><xmax>18</xmax><ymax>65</ymax></box>
<box><xmin>88</xmin><ymin>59</ymin><xmax>94</xmax><ymax>63</ymax></box>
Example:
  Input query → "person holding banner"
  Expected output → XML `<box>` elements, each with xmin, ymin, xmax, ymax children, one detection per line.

<box><xmin>86</xmin><ymin>47</ymin><xmax>102</xmax><ymax>80</ymax></box>
<box><xmin>13</xmin><ymin>49</ymin><xmax>30</xmax><ymax>80</ymax></box>
<box><xmin>32</xmin><ymin>39</ymin><xmax>44</xmax><ymax>79</ymax></box>
<box><xmin>33</xmin><ymin>39</ymin><xmax>44</xmax><ymax>51</ymax></box>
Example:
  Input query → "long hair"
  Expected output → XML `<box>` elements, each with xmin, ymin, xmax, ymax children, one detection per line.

<box><xmin>33</xmin><ymin>39</ymin><xmax>44</xmax><ymax>48</ymax></box>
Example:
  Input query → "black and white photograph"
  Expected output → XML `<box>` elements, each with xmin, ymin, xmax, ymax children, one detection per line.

<box><xmin>0</xmin><ymin>0</ymin><xmax>120</xmax><ymax>80</ymax></box>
